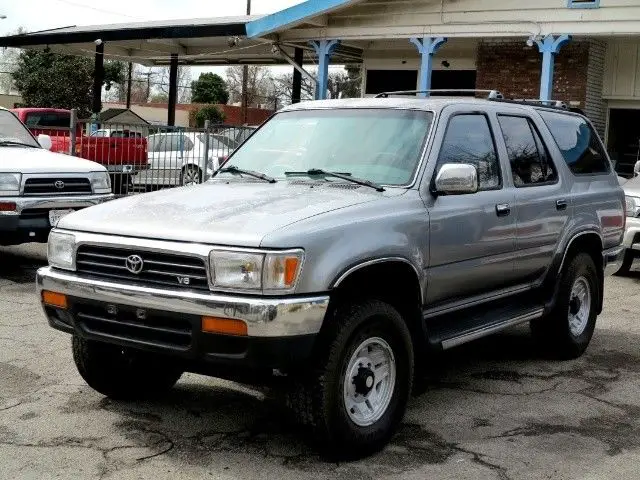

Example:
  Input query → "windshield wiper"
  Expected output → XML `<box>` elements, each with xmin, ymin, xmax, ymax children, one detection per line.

<box><xmin>0</xmin><ymin>140</ymin><xmax>37</xmax><ymax>148</ymax></box>
<box><xmin>285</xmin><ymin>168</ymin><xmax>385</xmax><ymax>192</ymax></box>
<box><xmin>215</xmin><ymin>165</ymin><xmax>276</xmax><ymax>184</ymax></box>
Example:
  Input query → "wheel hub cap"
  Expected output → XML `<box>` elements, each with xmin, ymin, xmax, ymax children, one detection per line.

<box><xmin>568</xmin><ymin>276</ymin><xmax>591</xmax><ymax>337</ymax></box>
<box><xmin>343</xmin><ymin>337</ymin><xmax>396</xmax><ymax>427</ymax></box>
<box><xmin>353</xmin><ymin>367</ymin><xmax>375</xmax><ymax>396</ymax></box>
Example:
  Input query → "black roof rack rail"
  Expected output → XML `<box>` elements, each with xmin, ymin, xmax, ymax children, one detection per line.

<box><xmin>375</xmin><ymin>89</ymin><xmax>504</xmax><ymax>99</ymax></box>
<box><xmin>489</xmin><ymin>98</ymin><xmax>569</xmax><ymax>110</ymax></box>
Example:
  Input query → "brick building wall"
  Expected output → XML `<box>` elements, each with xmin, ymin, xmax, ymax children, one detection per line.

<box><xmin>476</xmin><ymin>40</ymin><xmax>590</xmax><ymax>107</ymax></box>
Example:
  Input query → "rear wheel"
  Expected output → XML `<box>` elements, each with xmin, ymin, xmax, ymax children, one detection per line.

<box><xmin>287</xmin><ymin>300</ymin><xmax>414</xmax><ymax>459</ymax></box>
<box><xmin>72</xmin><ymin>336</ymin><xmax>183</xmax><ymax>400</ymax></box>
<box><xmin>180</xmin><ymin>165</ymin><xmax>202</xmax><ymax>186</ymax></box>
<box><xmin>531</xmin><ymin>253</ymin><xmax>599</xmax><ymax>359</ymax></box>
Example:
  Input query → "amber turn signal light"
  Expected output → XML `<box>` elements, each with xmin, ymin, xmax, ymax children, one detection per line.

<box><xmin>201</xmin><ymin>316</ymin><xmax>248</xmax><ymax>336</ymax></box>
<box><xmin>42</xmin><ymin>291</ymin><xmax>68</xmax><ymax>309</ymax></box>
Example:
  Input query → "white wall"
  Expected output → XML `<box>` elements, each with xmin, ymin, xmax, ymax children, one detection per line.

<box><xmin>281</xmin><ymin>0</ymin><xmax>640</xmax><ymax>41</ymax></box>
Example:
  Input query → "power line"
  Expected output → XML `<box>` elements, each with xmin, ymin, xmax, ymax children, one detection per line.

<box><xmin>49</xmin><ymin>0</ymin><xmax>143</xmax><ymax>20</ymax></box>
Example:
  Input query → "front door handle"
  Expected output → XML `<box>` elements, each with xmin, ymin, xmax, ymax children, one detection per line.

<box><xmin>496</xmin><ymin>203</ymin><xmax>511</xmax><ymax>217</ymax></box>
<box><xmin>556</xmin><ymin>199</ymin><xmax>568</xmax><ymax>211</ymax></box>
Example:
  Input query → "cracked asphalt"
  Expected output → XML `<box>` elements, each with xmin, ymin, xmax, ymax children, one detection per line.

<box><xmin>1</xmin><ymin>243</ymin><xmax>639</xmax><ymax>480</ymax></box>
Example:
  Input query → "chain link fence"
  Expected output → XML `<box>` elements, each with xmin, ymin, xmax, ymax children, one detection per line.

<box><xmin>24</xmin><ymin>109</ymin><xmax>256</xmax><ymax>196</ymax></box>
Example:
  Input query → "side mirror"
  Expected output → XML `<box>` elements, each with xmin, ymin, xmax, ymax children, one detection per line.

<box><xmin>37</xmin><ymin>134</ymin><xmax>52</xmax><ymax>151</ymax></box>
<box><xmin>434</xmin><ymin>163</ymin><xmax>478</xmax><ymax>195</ymax></box>
<box><xmin>634</xmin><ymin>160</ymin><xmax>640</xmax><ymax>177</ymax></box>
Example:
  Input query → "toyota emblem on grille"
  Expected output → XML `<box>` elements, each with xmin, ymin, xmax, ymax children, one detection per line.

<box><xmin>125</xmin><ymin>255</ymin><xmax>144</xmax><ymax>274</ymax></box>
<box><xmin>54</xmin><ymin>180</ymin><xmax>65</xmax><ymax>190</ymax></box>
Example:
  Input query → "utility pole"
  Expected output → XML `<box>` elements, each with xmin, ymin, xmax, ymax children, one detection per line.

<box><xmin>241</xmin><ymin>0</ymin><xmax>251</xmax><ymax>125</ymax></box>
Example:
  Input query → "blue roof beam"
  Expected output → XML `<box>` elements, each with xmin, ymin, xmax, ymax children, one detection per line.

<box><xmin>246</xmin><ymin>0</ymin><xmax>362</xmax><ymax>39</ymax></box>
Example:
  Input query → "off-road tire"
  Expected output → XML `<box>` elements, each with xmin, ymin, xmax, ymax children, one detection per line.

<box><xmin>287</xmin><ymin>300</ymin><xmax>414</xmax><ymax>459</ymax></box>
<box><xmin>72</xmin><ymin>336</ymin><xmax>183</xmax><ymax>400</ymax></box>
<box><xmin>531</xmin><ymin>253</ymin><xmax>599</xmax><ymax>359</ymax></box>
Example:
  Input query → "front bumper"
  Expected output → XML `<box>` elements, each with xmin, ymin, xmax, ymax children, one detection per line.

<box><xmin>37</xmin><ymin>267</ymin><xmax>329</xmax><ymax>370</ymax></box>
<box><xmin>0</xmin><ymin>194</ymin><xmax>113</xmax><ymax>244</ymax></box>
<box><xmin>623</xmin><ymin>216</ymin><xmax>640</xmax><ymax>250</ymax></box>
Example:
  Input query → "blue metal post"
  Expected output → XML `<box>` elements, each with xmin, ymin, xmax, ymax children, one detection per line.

<box><xmin>309</xmin><ymin>39</ymin><xmax>340</xmax><ymax>100</ymax></box>
<box><xmin>410</xmin><ymin>36</ymin><xmax>447</xmax><ymax>98</ymax></box>
<box><xmin>535</xmin><ymin>34</ymin><xmax>571</xmax><ymax>101</ymax></box>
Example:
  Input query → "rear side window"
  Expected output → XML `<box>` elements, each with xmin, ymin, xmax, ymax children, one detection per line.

<box><xmin>539</xmin><ymin>111</ymin><xmax>609</xmax><ymax>175</ymax></box>
<box><xmin>498</xmin><ymin>115</ymin><xmax>557</xmax><ymax>186</ymax></box>
<box><xmin>438</xmin><ymin>114</ymin><xmax>501</xmax><ymax>190</ymax></box>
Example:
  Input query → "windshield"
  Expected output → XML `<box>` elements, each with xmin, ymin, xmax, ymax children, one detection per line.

<box><xmin>220</xmin><ymin>109</ymin><xmax>433</xmax><ymax>186</ymax></box>
<box><xmin>0</xmin><ymin>110</ymin><xmax>40</xmax><ymax>147</ymax></box>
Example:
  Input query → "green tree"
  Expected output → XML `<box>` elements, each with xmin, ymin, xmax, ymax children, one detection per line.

<box><xmin>191</xmin><ymin>73</ymin><xmax>229</xmax><ymax>104</ymax></box>
<box><xmin>12</xmin><ymin>50</ymin><xmax>125</xmax><ymax>117</ymax></box>
<box><xmin>193</xmin><ymin>105</ymin><xmax>226</xmax><ymax>127</ymax></box>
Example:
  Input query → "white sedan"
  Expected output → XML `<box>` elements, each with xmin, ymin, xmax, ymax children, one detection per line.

<box><xmin>133</xmin><ymin>132</ymin><xmax>235</xmax><ymax>188</ymax></box>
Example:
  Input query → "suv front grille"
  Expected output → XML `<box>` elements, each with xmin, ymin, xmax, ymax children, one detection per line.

<box><xmin>24</xmin><ymin>177</ymin><xmax>92</xmax><ymax>196</ymax></box>
<box><xmin>76</xmin><ymin>245</ymin><xmax>209</xmax><ymax>291</ymax></box>
<box><xmin>73</xmin><ymin>300</ymin><xmax>193</xmax><ymax>350</ymax></box>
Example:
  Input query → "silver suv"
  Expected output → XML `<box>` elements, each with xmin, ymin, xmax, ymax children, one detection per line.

<box><xmin>36</xmin><ymin>95</ymin><xmax>624</xmax><ymax>458</ymax></box>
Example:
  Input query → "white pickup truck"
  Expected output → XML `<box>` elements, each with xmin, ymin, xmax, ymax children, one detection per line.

<box><xmin>0</xmin><ymin>108</ymin><xmax>113</xmax><ymax>246</ymax></box>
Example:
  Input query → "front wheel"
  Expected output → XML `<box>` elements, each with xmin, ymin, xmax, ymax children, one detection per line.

<box><xmin>72</xmin><ymin>336</ymin><xmax>183</xmax><ymax>400</ymax></box>
<box><xmin>288</xmin><ymin>300</ymin><xmax>414</xmax><ymax>459</ymax></box>
<box><xmin>531</xmin><ymin>253</ymin><xmax>599</xmax><ymax>359</ymax></box>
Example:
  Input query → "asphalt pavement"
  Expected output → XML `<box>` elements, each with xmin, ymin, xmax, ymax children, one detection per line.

<box><xmin>1</xmin><ymin>243</ymin><xmax>639</xmax><ymax>480</ymax></box>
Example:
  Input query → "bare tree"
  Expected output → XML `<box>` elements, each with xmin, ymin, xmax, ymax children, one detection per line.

<box><xmin>0</xmin><ymin>28</ymin><xmax>27</xmax><ymax>95</ymax></box>
<box><xmin>106</xmin><ymin>64</ymin><xmax>192</xmax><ymax>104</ymax></box>
<box><xmin>225</xmin><ymin>65</ymin><xmax>273</xmax><ymax>107</ymax></box>
<box><xmin>156</xmin><ymin>65</ymin><xmax>192</xmax><ymax>104</ymax></box>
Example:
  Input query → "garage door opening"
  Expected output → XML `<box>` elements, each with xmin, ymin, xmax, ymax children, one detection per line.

<box><xmin>607</xmin><ymin>108</ymin><xmax>640</xmax><ymax>178</ymax></box>
<box><xmin>365</xmin><ymin>69</ymin><xmax>477</xmax><ymax>96</ymax></box>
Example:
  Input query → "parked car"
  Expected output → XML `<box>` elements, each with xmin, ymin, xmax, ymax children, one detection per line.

<box><xmin>0</xmin><ymin>108</ymin><xmax>113</xmax><ymax>245</ymax></box>
<box><xmin>616</xmin><ymin>168</ymin><xmax>640</xmax><ymax>274</ymax></box>
<box><xmin>90</xmin><ymin>128</ymin><xmax>144</xmax><ymax>138</ymax></box>
<box><xmin>215</xmin><ymin>126</ymin><xmax>256</xmax><ymax>149</ymax></box>
<box><xmin>12</xmin><ymin>108</ymin><xmax>148</xmax><ymax>193</ymax></box>
<box><xmin>133</xmin><ymin>131</ymin><xmax>232</xmax><ymax>188</ymax></box>
<box><xmin>37</xmin><ymin>95</ymin><xmax>624</xmax><ymax>458</ymax></box>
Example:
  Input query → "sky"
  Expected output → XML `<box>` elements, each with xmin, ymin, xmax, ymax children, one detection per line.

<box><xmin>0</xmin><ymin>0</ymin><xmax>307</xmax><ymax>80</ymax></box>
<box><xmin>0</xmin><ymin>0</ymin><xmax>303</xmax><ymax>35</ymax></box>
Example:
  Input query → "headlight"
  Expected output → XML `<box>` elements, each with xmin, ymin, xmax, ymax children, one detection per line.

<box><xmin>0</xmin><ymin>173</ymin><xmax>21</xmax><ymax>196</ymax></box>
<box><xmin>89</xmin><ymin>171</ymin><xmax>111</xmax><ymax>193</ymax></box>
<box><xmin>209</xmin><ymin>249</ymin><xmax>304</xmax><ymax>292</ymax></box>
<box><xmin>626</xmin><ymin>196</ymin><xmax>640</xmax><ymax>218</ymax></box>
<box><xmin>47</xmin><ymin>231</ymin><xmax>76</xmax><ymax>271</ymax></box>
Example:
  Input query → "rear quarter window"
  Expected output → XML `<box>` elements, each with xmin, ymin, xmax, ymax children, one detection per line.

<box><xmin>538</xmin><ymin>111</ymin><xmax>610</xmax><ymax>175</ymax></box>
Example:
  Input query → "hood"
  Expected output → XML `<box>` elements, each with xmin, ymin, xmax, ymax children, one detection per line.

<box><xmin>623</xmin><ymin>176</ymin><xmax>640</xmax><ymax>197</ymax></box>
<box><xmin>0</xmin><ymin>147</ymin><xmax>106</xmax><ymax>173</ymax></box>
<box><xmin>59</xmin><ymin>180</ymin><xmax>398</xmax><ymax>246</ymax></box>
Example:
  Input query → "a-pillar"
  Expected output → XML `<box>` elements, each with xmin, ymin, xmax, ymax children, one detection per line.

<box><xmin>167</xmin><ymin>53</ymin><xmax>179</xmax><ymax>126</ymax></box>
<box><xmin>309</xmin><ymin>39</ymin><xmax>340</xmax><ymax>100</ymax></box>
<box><xmin>409</xmin><ymin>36</ymin><xmax>447</xmax><ymax>98</ymax></box>
<box><xmin>535</xmin><ymin>34</ymin><xmax>571</xmax><ymax>102</ymax></box>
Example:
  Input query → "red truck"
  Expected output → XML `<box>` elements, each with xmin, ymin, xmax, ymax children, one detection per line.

<box><xmin>12</xmin><ymin>108</ymin><xmax>148</xmax><ymax>193</ymax></box>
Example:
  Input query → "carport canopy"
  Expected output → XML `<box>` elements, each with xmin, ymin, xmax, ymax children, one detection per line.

<box><xmin>0</xmin><ymin>15</ymin><xmax>363</xmax><ymax>123</ymax></box>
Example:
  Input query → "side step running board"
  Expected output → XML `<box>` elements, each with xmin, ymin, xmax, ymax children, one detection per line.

<box><xmin>440</xmin><ymin>308</ymin><xmax>544</xmax><ymax>350</ymax></box>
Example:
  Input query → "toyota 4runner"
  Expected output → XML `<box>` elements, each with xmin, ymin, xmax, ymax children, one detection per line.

<box><xmin>0</xmin><ymin>108</ymin><xmax>113</xmax><ymax>246</ymax></box>
<box><xmin>36</xmin><ymin>94</ymin><xmax>624</xmax><ymax>458</ymax></box>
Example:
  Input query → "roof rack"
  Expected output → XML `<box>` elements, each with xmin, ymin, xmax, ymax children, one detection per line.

<box><xmin>375</xmin><ymin>89</ymin><xmax>504</xmax><ymax>99</ymax></box>
<box><xmin>489</xmin><ymin>98</ymin><xmax>569</xmax><ymax>110</ymax></box>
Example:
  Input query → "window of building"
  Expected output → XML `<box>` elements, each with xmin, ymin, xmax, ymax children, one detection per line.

<box><xmin>498</xmin><ymin>115</ymin><xmax>557</xmax><ymax>186</ymax></box>
<box><xmin>437</xmin><ymin>114</ymin><xmax>501</xmax><ymax>190</ymax></box>
<box><xmin>539</xmin><ymin>111</ymin><xmax>610</xmax><ymax>175</ymax></box>
<box><xmin>567</xmin><ymin>0</ymin><xmax>600</xmax><ymax>9</ymax></box>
